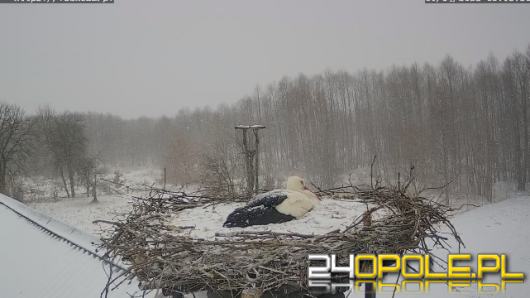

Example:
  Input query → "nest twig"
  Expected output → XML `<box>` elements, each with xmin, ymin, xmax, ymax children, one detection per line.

<box><xmin>98</xmin><ymin>175</ymin><xmax>463</xmax><ymax>297</ymax></box>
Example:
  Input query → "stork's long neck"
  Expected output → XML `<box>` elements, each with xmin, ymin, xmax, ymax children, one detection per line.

<box><xmin>288</xmin><ymin>187</ymin><xmax>319</xmax><ymax>204</ymax></box>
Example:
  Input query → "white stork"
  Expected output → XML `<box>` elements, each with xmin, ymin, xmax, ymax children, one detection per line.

<box><xmin>223</xmin><ymin>176</ymin><xmax>320</xmax><ymax>228</ymax></box>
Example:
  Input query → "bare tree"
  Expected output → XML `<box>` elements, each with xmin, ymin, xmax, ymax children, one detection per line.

<box><xmin>199</xmin><ymin>145</ymin><xmax>236</xmax><ymax>197</ymax></box>
<box><xmin>502</xmin><ymin>52</ymin><xmax>530</xmax><ymax>191</ymax></box>
<box><xmin>0</xmin><ymin>104</ymin><xmax>32</xmax><ymax>195</ymax></box>
<box><xmin>78</xmin><ymin>156</ymin><xmax>96</xmax><ymax>198</ymax></box>
<box><xmin>43</xmin><ymin>112</ymin><xmax>88</xmax><ymax>198</ymax></box>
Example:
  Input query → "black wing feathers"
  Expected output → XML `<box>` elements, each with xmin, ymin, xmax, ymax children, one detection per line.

<box><xmin>223</xmin><ymin>190</ymin><xmax>293</xmax><ymax>228</ymax></box>
<box><xmin>246</xmin><ymin>190</ymin><xmax>289</xmax><ymax>208</ymax></box>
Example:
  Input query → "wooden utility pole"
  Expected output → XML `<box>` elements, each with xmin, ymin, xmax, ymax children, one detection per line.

<box><xmin>235</xmin><ymin>124</ymin><xmax>266</xmax><ymax>195</ymax></box>
<box><xmin>163</xmin><ymin>167</ymin><xmax>167</xmax><ymax>190</ymax></box>
<box><xmin>252</xmin><ymin>128</ymin><xmax>260</xmax><ymax>193</ymax></box>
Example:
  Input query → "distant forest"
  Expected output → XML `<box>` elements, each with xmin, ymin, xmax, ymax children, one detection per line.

<box><xmin>1</xmin><ymin>45</ymin><xmax>529</xmax><ymax>202</ymax></box>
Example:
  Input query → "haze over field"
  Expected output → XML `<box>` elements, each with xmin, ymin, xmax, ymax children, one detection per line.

<box><xmin>0</xmin><ymin>0</ymin><xmax>529</xmax><ymax>118</ymax></box>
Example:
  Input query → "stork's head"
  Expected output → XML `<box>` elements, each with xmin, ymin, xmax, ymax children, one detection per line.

<box><xmin>286</xmin><ymin>176</ymin><xmax>320</xmax><ymax>201</ymax></box>
<box><xmin>286</xmin><ymin>176</ymin><xmax>306</xmax><ymax>191</ymax></box>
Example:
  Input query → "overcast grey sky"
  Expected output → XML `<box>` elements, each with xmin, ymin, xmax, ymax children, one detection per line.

<box><xmin>0</xmin><ymin>0</ymin><xmax>529</xmax><ymax>118</ymax></box>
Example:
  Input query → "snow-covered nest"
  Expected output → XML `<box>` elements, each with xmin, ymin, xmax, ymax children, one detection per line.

<box><xmin>169</xmin><ymin>199</ymin><xmax>369</xmax><ymax>240</ymax></box>
<box><xmin>99</xmin><ymin>178</ymin><xmax>463</xmax><ymax>296</ymax></box>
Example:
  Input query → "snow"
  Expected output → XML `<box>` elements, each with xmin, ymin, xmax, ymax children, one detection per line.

<box><xmin>0</xmin><ymin>194</ymin><xmax>147</xmax><ymax>298</ymax></box>
<box><xmin>15</xmin><ymin>167</ymin><xmax>530</xmax><ymax>297</ymax></box>
<box><xmin>352</xmin><ymin>195</ymin><xmax>530</xmax><ymax>298</ymax></box>
<box><xmin>29</xmin><ymin>194</ymin><xmax>133</xmax><ymax>236</ymax></box>
<box><xmin>0</xmin><ymin>194</ymin><xmax>100</xmax><ymax>252</ymax></box>
<box><xmin>420</xmin><ymin>195</ymin><xmax>530</xmax><ymax>297</ymax></box>
<box><xmin>26</xmin><ymin>168</ymin><xmax>162</xmax><ymax>237</ymax></box>
<box><xmin>169</xmin><ymin>198</ymin><xmax>368</xmax><ymax>239</ymax></box>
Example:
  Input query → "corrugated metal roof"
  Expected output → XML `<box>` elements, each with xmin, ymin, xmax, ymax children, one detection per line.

<box><xmin>0</xmin><ymin>194</ymin><xmax>148</xmax><ymax>298</ymax></box>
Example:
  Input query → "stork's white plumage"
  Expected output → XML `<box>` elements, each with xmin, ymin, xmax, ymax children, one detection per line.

<box><xmin>223</xmin><ymin>176</ymin><xmax>319</xmax><ymax>228</ymax></box>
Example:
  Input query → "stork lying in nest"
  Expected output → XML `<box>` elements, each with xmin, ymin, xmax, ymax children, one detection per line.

<box><xmin>223</xmin><ymin>176</ymin><xmax>320</xmax><ymax>228</ymax></box>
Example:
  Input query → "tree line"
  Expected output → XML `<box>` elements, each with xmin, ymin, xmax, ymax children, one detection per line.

<box><xmin>157</xmin><ymin>47</ymin><xmax>530</xmax><ymax>202</ymax></box>
<box><xmin>1</xmin><ymin>45</ymin><xmax>528</xmax><ymax>202</ymax></box>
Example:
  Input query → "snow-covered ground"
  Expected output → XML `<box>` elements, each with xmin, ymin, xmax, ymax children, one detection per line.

<box><xmin>423</xmin><ymin>194</ymin><xmax>530</xmax><ymax>298</ymax></box>
<box><xmin>20</xmin><ymin>169</ymin><xmax>530</xmax><ymax>297</ymax></box>
<box><xmin>29</xmin><ymin>194</ymin><xmax>134</xmax><ymax>236</ymax></box>
<box><xmin>26</xmin><ymin>168</ymin><xmax>162</xmax><ymax>236</ymax></box>
<box><xmin>353</xmin><ymin>195</ymin><xmax>530</xmax><ymax>298</ymax></box>
<box><xmin>10</xmin><ymin>190</ymin><xmax>530</xmax><ymax>297</ymax></box>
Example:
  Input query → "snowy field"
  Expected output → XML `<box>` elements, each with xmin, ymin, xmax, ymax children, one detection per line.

<box><xmin>26</xmin><ymin>169</ymin><xmax>161</xmax><ymax>236</ymax></box>
<box><xmin>20</xmin><ymin>170</ymin><xmax>530</xmax><ymax>297</ymax></box>
<box><xmin>367</xmin><ymin>194</ymin><xmax>530</xmax><ymax>298</ymax></box>
<box><xmin>26</xmin><ymin>193</ymin><xmax>530</xmax><ymax>297</ymax></box>
<box><xmin>29</xmin><ymin>194</ymin><xmax>134</xmax><ymax>236</ymax></box>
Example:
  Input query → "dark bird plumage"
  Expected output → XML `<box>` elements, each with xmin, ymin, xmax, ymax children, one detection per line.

<box><xmin>223</xmin><ymin>191</ymin><xmax>295</xmax><ymax>228</ymax></box>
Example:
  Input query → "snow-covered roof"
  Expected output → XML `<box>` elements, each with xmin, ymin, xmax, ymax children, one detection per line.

<box><xmin>0</xmin><ymin>194</ymin><xmax>144</xmax><ymax>298</ymax></box>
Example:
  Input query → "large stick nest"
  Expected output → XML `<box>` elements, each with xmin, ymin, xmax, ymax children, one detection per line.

<box><xmin>98</xmin><ymin>176</ymin><xmax>463</xmax><ymax>296</ymax></box>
